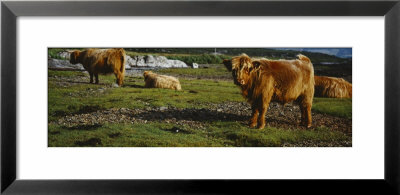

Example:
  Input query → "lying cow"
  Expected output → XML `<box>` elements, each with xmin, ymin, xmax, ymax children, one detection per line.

<box><xmin>143</xmin><ymin>71</ymin><xmax>182</xmax><ymax>90</ymax></box>
<box><xmin>314</xmin><ymin>75</ymin><xmax>352</xmax><ymax>98</ymax></box>
<box><xmin>224</xmin><ymin>54</ymin><xmax>315</xmax><ymax>129</ymax></box>
<box><xmin>70</xmin><ymin>48</ymin><xmax>126</xmax><ymax>86</ymax></box>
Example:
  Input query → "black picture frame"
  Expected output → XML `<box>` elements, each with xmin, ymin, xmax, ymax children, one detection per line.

<box><xmin>1</xmin><ymin>0</ymin><xmax>399</xmax><ymax>194</ymax></box>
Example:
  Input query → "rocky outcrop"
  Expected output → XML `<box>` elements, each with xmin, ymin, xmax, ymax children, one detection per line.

<box><xmin>48</xmin><ymin>58</ymin><xmax>84</xmax><ymax>70</ymax></box>
<box><xmin>125</xmin><ymin>55</ymin><xmax>187</xmax><ymax>68</ymax></box>
<box><xmin>49</xmin><ymin>53</ymin><xmax>188</xmax><ymax>70</ymax></box>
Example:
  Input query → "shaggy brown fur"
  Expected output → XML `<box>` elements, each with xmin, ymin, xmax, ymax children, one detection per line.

<box><xmin>314</xmin><ymin>75</ymin><xmax>352</xmax><ymax>98</ymax></box>
<box><xmin>224</xmin><ymin>54</ymin><xmax>315</xmax><ymax>129</ymax></box>
<box><xmin>70</xmin><ymin>48</ymin><xmax>126</xmax><ymax>86</ymax></box>
<box><xmin>143</xmin><ymin>71</ymin><xmax>182</xmax><ymax>90</ymax></box>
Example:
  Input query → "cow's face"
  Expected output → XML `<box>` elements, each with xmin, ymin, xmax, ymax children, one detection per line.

<box><xmin>230</xmin><ymin>54</ymin><xmax>254</xmax><ymax>86</ymax></box>
<box><xmin>69</xmin><ymin>51</ymin><xmax>80</xmax><ymax>64</ymax></box>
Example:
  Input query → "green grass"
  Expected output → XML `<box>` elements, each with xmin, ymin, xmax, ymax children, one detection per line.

<box><xmin>49</xmin><ymin>70</ymin><xmax>86</xmax><ymax>77</ymax></box>
<box><xmin>48</xmin><ymin>69</ymin><xmax>352</xmax><ymax>147</ymax></box>
<box><xmin>48</xmin><ymin>121</ymin><xmax>350</xmax><ymax>147</ymax></box>
<box><xmin>312</xmin><ymin>97</ymin><xmax>352</xmax><ymax>119</ymax></box>
<box><xmin>207</xmin><ymin>121</ymin><xmax>350</xmax><ymax>147</ymax></box>
<box><xmin>48</xmin><ymin>70</ymin><xmax>242</xmax><ymax>121</ymax></box>
<box><xmin>49</xmin><ymin>122</ymin><xmax>220</xmax><ymax>147</ymax></box>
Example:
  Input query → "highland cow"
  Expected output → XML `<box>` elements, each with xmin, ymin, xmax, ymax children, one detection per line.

<box><xmin>223</xmin><ymin>54</ymin><xmax>315</xmax><ymax>129</ymax></box>
<box><xmin>143</xmin><ymin>71</ymin><xmax>182</xmax><ymax>90</ymax></box>
<box><xmin>314</xmin><ymin>75</ymin><xmax>352</xmax><ymax>98</ymax></box>
<box><xmin>70</xmin><ymin>48</ymin><xmax>126</xmax><ymax>86</ymax></box>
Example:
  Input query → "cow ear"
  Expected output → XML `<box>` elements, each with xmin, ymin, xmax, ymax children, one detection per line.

<box><xmin>222</xmin><ymin>59</ymin><xmax>232</xmax><ymax>71</ymax></box>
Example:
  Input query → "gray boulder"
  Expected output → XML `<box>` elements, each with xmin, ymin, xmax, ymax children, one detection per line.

<box><xmin>125</xmin><ymin>55</ymin><xmax>187</xmax><ymax>68</ymax></box>
<box><xmin>48</xmin><ymin>58</ymin><xmax>84</xmax><ymax>70</ymax></box>
<box><xmin>191</xmin><ymin>63</ymin><xmax>199</xmax><ymax>69</ymax></box>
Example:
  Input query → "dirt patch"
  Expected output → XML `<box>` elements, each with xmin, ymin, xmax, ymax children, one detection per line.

<box><xmin>77</xmin><ymin>105</ymin><xmax>104</xmax><ymax>114</ymax></box>
<box><xmin>52</xmin><ymin>101</ymin><xmax>351</xmax><ymax>135</ymax></box>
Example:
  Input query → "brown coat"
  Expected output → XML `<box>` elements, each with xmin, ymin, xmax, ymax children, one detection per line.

<box><xmin>314</xmin><ymin>75</ymin><xmax>352</xmax><ymax>98</ymax></box>
<box><xmin>143</xmin><ymin>71</ymin><xmax>182</xmax><ymax>90</ymax></box>
<box><xmin>224</xmin><ymin>54</ymin><xmax>315</xmax><ymax>128</ymax></box>
<box><xmin>70</xmin><ymin>48</ymin><xmax>126</xmax><ymax>86</ymax></box>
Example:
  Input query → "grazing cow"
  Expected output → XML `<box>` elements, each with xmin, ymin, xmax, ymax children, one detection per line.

<box><xmin>314</xmin><ymin>75</ymin><xmax>352</xmax><ymax>98</ymax></box>
<box><xmin>70</xmin><ymin>48</ymin><xmax>126</xmax><ymax>86</ymax></box>
<box><xmin>223</xmin><ymin>54</ymin><xmax>315</xmax><ymax>129</ymax></box>
<box><xmin>143</xmin><ymin>71</ymin><xmax>182</xmax><ymax>90</ymax></box>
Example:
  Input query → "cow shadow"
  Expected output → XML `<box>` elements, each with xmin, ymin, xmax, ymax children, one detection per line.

<box><xmin>64</xmin><ymin>80</ymin><xmax>145</xmax><ymax>88</ymax></box>
<box><xmin>67</xmin><ymin>81</ymin><xmax>96</xmax><ymax>85</ymax></box>
<box><xmin>124</xmin><ymin>84</ymin><xmax>145</xmax><ymax>88</ymax></box>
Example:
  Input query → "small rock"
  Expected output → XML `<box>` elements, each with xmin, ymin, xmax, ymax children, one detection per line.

<box><xmin>159</xmin><ymin>106</ymin><xmax>168</xmax><ymax>111</ymax></box>
<box><xmin>192</xmin><ymin>63</ymin><xmax>199</xmax><ymax>69</ymax></box>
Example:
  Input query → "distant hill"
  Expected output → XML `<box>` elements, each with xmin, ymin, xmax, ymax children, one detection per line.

<box><xmin>274</xmin><ymin>48</ymin><xmax>352</xmax><ymax>58</ymax></box>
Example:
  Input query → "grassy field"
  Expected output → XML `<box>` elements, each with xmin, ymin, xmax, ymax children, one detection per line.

<box><xmin>48</xmin><ymin>69</ymin><xmax>352</xmax><ymax>147</ymax></box>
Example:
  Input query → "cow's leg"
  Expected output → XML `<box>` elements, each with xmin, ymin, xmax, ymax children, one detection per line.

<box><xmin>296</xmin><ymin>96</ymin><xmax>307</xmax><ymax>126</ymax></box>
<box><xmin>305</xmin><ymin>103</ymin><xmax>312</xmax><ymax>128</ymax></box>
<box><xmin>89</xmin><ymin>72</ymin><xmax>94</xmax><ymax>83</ymax></box>
<box><xmin>95</xmin><ymin>74</ymin><xmax>99</xmax><ymax>84</ymax></box>
<box><xmin>249</xmin><ymin>103</ymin><xmax>259</xmax><ymax>128</ymax></box>
<box><xmin>258</xmin><ymin>94</ymin><xmax>272</xmax><ymax>129</ymax></box>
<box><xmin>304</xmin><ymin>95</ymin><xmax>313</xmax><ymax>128</ymax></box>
<box><xmin>299</xmin><ymin>95</ymin><xmax>313</xmax><ymax>128</ymax></box>
<box><xmin>299</xmin><ymin>104</ymin><xmax>307</xmax><ymax>126</ymax></box>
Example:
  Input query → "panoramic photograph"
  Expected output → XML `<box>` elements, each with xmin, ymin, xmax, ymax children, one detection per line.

<box><xmin>48</xmin><ymin>48</ymin><xmax>352</xmax><ymax>147</ymax></box>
